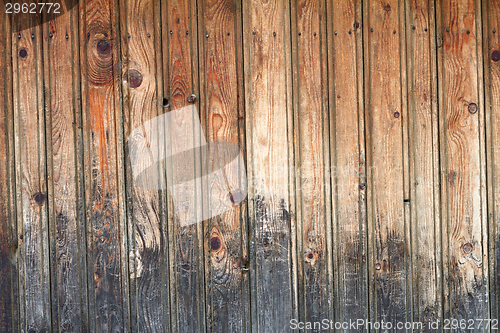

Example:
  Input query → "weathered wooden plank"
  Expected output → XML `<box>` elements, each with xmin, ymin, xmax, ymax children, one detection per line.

<box><xmin>483</xmin><ymin>0</ymin><xmax>500</xmax><ymax>320</ymax></box>
<box><xmin>242</xmin><ymin>0</ymin><xmax>295</xmax><ymax>331</ymax></box>
<box><xmin>12</xmin><ymin>14</ymin><xmax>52</xmax><ymax>332</ymax></box>
<box><xmin>42</xmin><ymin>1</ymin><xmax>89</xmax><ymax>331</ymax></box>
<box><xmin>291</xmin><ymin>0</ymin><xmax>331</xmax><ymax>325</ymax></box>
<box><xmin>406</xmin><ymin>0</ymin><xmax>442</xmax><ymax>329</ymax></box>
<box><xmin>436</xmin><ymin>0</ymin><xmax>489</xmax><ymax>328</ymax></box>
<box><xmin>364</xmin><ymin>0</ymin><xmax>409</xmax><ymax>324</ymax></box>
<box><xmin>198</xmin><ymin>0</ymin><xmax>249</xmax><ymax>332</ymax></box>
<box><xmin>0</xmin><ymin>8</ymin><xmax>17</xmax><ymax>333</ymax></box>
<box><xmin>118</xmin><ymin>0</ymin><xmax>169</xmax><ymax>330</ymax></box>
<box><xmin>328</xmin><ymin>0</ymin><xmax>368</xmax><ymax>328</ymax></box>
<box><xmin>79</xmin><ymin>0</ymin><xmax>130</xmax><ymax>330</ymax></box>
<box><xmin>163</xmin><ymin>0</ymin><xmax>206</xmax><ymax>332</ymax></box>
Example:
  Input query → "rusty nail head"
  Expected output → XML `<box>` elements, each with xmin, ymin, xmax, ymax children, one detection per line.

<box><xmin>468</xmin><ymin>103</ymin><xmax>478</xmax><ymax>114</ymax></box>
<box><xmin>187</xmin><ymin>94</ymin><xmax>197</xmax><ymax>103</ymax></box>
<box><xmin>394</xmin><ymin>111</ymin><xmax>400</xmax><ymax>118</ymax></box>
<box><xmin>425</xmin><ymin>28</ymin><xmax>428</xmax><ymax>32</ymax></box>
<box><xmin>348</xmin><ymin>30</ymin><xmax>352</xmax><ymax>34</ymax></box>
<box><xmin>463</xmin><ymin>242</ymin><xmax>473</xmax><ymax>254</ymax></box>
<box><xmin>370</xmin><ymin>28</ymin><xmax>374</xmax><ymax>32</ymax></box>
<box><xmin>384</xmin><ymin>4</ymin><xmax>391</xmax><ymax>11</ymax></box>
<box><xmin>375</xmin><ymin>262</ymin><xmax>381</xmax><ymax>270</ymax></box>
<box><xmin>147</xmin><ymin>33</ymin><xmax>151</xmax><ymax>38</ymax></box>
<box><xmin>359</xmin><ymin>183</ymin><xmax>366</xmax><ymax>190</ymax></box>
<box><xmin>19</xmin><ymin>49</ymin><xmax>27</xmax><ymax>58</ymax></box>
<box><xmin>412</xmin><ymin>26</ymin><xmax>415</xmax><ymax>30</ymax></box>
<box><xmin>19</xmin><ymin>234</ymin><xmax>23</xmax><ymax>240</ymax></box>
<box><xmin>354</xmin><ymin>22</ymin><xmax>360</xmax><ymax>29</ymax></box>
<box><xmin>467</xmin><ymin>30</ymin><xmax>470</xmax><ymax>34</ymax></box>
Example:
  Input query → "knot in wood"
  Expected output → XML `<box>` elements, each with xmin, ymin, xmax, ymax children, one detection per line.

<box><xmin>468</xmin><ymin>103</ymin><xmax>477</xmax><ymax>114</ymax></box>
<box><xmin>462</xmin><ymin>242</ymin><xmax>473</xmax><ymax>254</ymax></box>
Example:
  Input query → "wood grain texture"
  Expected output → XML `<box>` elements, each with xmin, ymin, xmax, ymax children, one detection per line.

<box><xmin>198</xmin><ymin>0</ymin><xmax>249</xmax><ymax>332</ymax></box>
<box><xmin>119</xmin><ymin>0</ymin><xmax>168</xmax><ymax>330</ymax></box>
<box><xmin>0</xmin><ymin>9</ymin><xmax>16</xmax><ymax>333</ymax></box>
<box><xmin>243</xmin><ymin>0</ymin><xmax>295</xmax><ymax>331</ymax></box>
<box><xmin>436</xmin><ymin>0</ymin><xmax>489</xmax><ymax>327</ymax></box>
<box><xmin>484</xmin><ymin>0</ymin><xmax>500</xmax><ymax>320</ymax></box>
<box><xmin>364</xmin><ymin>0</ymin><xmax>409</xmax><ymax>324</ymax></box>
<box><xmin>406</xmin><ymin>0</ymin><xmax>442</xmax><ymax>329</ymax></box>
<box><xmin>43</xmin><ymin>0</ymin><xmax>89</xmax><ymax>331</ymax></box>
<box><xmin>164</xmin><ymin>0</ymin><xmax>206</xmax><ymax>332</ymax></box>
<box><xmin>13</xmin><ymin>14</ymin><xmax>53</xmax><ymax>332</ymax></box>
<box><xmin>291</xmin><ymin>0</ymin><xmax>331</xmax><ymax>325</ymax></box>
<box><xmin>328</xmin><ymin>0</ymin><xmax>368</xmax><ymax>328</ymax></box>
<box><xmin>80</xmin><ymin>0</ymin><xmax>130</xmax><ymax>330</ymax></box>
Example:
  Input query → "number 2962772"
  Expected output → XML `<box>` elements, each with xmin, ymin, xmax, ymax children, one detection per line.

<box><xmin>5</xmin><ymin>2</ymin><xmax>61</xmax><ymax>14</ymax></box>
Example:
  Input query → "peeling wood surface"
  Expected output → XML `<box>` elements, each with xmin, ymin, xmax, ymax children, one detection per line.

<box><xmin>0</xmin><ymin>0</ymin><xmax>500</xmax><ymax>332</ymax></box>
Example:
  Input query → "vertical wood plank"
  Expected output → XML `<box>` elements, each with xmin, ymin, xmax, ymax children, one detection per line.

<box><xmin>80</xmin><ymin>0</ymin><xmax>130</xmax><ymax>330</ymax></box>
<box><xmin>364</xmin><ymin>0</ymin><xmax>409</xmax><ymax>324</ymax></box>
<box><xmin>0</xmin><ymin>7</ymin><xmax>17</xmax><ymax>333</ymax></box>
<box><xmin>242</xmin><ymin>0</ymin><xmax>295</xmax><ymax>331</ymax></box>
<box><xmin>163</xmin><ymin>0</ymin><xmax>206</xmax><ymax>331</ymax></box>
<box><xmin>484</xmin><ymin>0</ymin><xmax>500</xmax><ymax>320</ymax></box>
<box><xmin>119</xmin><ymin>0</ymin><xmax>169</xmax><ymax>330</ymax></box>
<box><xmin>436</xmin><ymin>0</ymin><xmax>489</xmax><ymax>327</ymax></box>
<box><xmin>291</xmin><ymin>0</ymin><xmax>331</xmax><ymax>325</ymax></box>
<box><xmin>406</xmin><ymin>0</ymin><xmax>442</xmax><ymax>329</ymax></box>
<box><xmin>328</xmin><ymin>0</ymin><xmax>368</xmax><ymax>328</ymax></box>
<box><xmin>43</xmin><ymin>0</ymin><xmax>89</xmax><ymax>331</ymax></box>
<box><xmin>12</xmin><ymin>14</ymin><xmax>52</xmax><ymax>332</ymax></box>
<box><xmin>198</xmin><ymin>0</ymin><xmax>249</xmax><ymax>332</ymax></box>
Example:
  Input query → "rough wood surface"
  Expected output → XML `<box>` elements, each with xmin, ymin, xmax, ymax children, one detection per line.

<box><xmin>13</xmin><ymin>13</ymin><xmax>53</xmax><ymax>332</ymax></box>
<box><xmin>364</xmin><ymin>0</ymin><xmax>409</xmax><ymax>324</ymax></box>
<box><xmin>0</xmin><ymin>9</ymin><xmax>16</xmax><ymax>333</ymax></box>
<box><xmin>328</xmin><ymin>0</ymin><xmax>368</xmax><ymax>328</ymax></box>
<box><xmin>406</xmin><ymin>0</ymin><xmax>442</xmax><ymax>329</ymax></box>
<box><xmin>43</xmin><ymin>1</ymin><xmax>89</xmax><ymax>331</ymax></box>
<box><xmin>119</xmin><ymin>0</ymin><xmax>167</xmax><ymax>330</ymax></box>
<box><xmin>80</xmin><ymin>0</ymin><xmax>130</xmax><ymax>330</ymax></box>
<box><xmin>243</xmin><ymin>0</ymin><xmax>295</xmax><ymax>331</ymax></box>
<box><xmin>2</xmin><ymin>1</ymin><xmax>500</xmax><ymax>331</ymax></box>
<box><xmin>163</xmin><ymin>0</ymin><xmax>206</xmax><ymax>332</ymax></box>
<box><xmin>291</xmin><ymin>0</ymin><xmax>331</xmax><ymax>325</ymax></box>
<box><xmin>484</xmin><ymin>0</ymin><xmax>500</xmax><ymax>320</ymax></box>
<box><xmin>436</xmin><ymin>0</ymin><xmax>488</xmax><ymax>328</ymax></box>
<box><xmin>198</xmin><ymin>0</ymin><xmax>248</xmax><ymax>332</ymax></box>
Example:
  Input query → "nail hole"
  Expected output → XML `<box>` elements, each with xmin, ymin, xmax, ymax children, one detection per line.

<box><xmin>394</xmin><ymin>111</ymin><xmax>400</xmax><ymax>118</ymax></box>
<box><xmin>375</xmin><ymin>263</ymin><xmax>381</xmax><ymax>270</ymax></box>
<box><xmin>384</xmin><ymin>4</ymin><xmax>391</xmax><ymax>11</ymax></box>
<box><xmin>163</xmin><ymin>98</ymin><xmax>170</xmax><ymax>108</ymax></box>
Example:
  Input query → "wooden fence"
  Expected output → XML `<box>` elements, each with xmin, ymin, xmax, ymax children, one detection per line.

<box><xmin>1</xmin><ymin>0</ymin><xmax>500</xmax><ymax>332</ymax></box>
